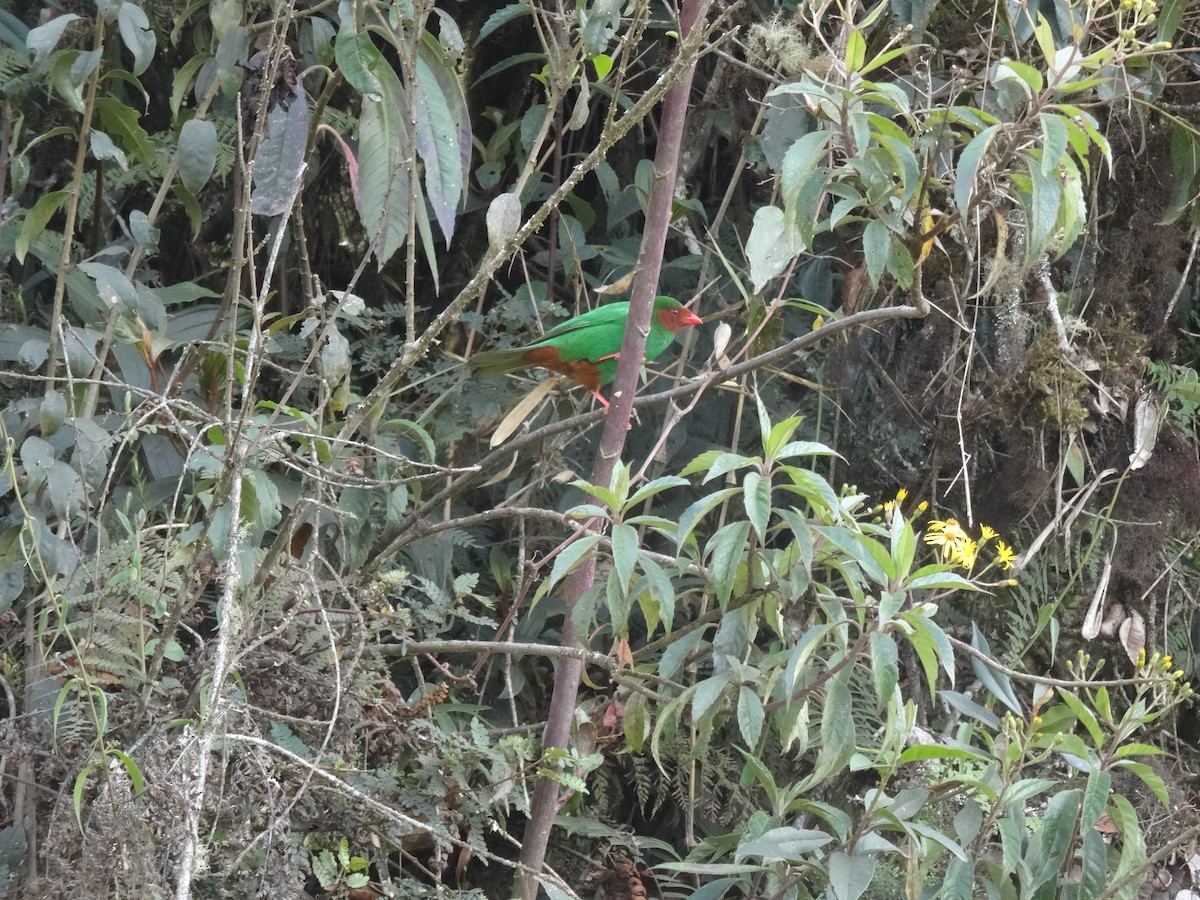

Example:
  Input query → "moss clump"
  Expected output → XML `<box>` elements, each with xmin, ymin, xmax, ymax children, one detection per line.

<box><xmin>1022</xmin><ymin>332</ymin><xmax>1090</xmax><ymax>430</ymax></box>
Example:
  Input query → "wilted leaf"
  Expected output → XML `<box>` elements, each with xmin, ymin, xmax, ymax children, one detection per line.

<box><xmin>250</xmin><ymin>93</ymin><xmax>310</xmax><ymax>216</ymax></box>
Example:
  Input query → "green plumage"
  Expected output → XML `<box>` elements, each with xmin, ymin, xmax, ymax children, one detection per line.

<box><xmin>471</xmin><ymin>296</ymin><xmax>698</xmax><ymax>396</ymax></box>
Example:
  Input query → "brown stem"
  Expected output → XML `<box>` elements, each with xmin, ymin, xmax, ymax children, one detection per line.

<box><xmin>513</xmin><ymin>2</ymin><xmax>709</xmax><ymax>895</ymax></box>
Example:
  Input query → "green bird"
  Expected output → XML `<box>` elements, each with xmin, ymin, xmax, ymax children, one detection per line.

<box><xmin>471</xmin><ymin>296</ymin><xmax>703</xmax><ymax>407</ymax></box>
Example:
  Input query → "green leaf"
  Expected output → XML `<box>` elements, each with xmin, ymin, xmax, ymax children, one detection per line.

<box><xmin>26</xmin><ymin>13</ymin><xmax>80</xmax><ymax>64</ymax></box>
<box><xmin>674</xmin><ymin>487</ymin><xmax>739</xmax><ymax>553</ymax></box>
<box><xmin>73</xmin><ymin>760</ymin><xmax>95</xmax><ymax>831</ymax></box>
<box><xmin>178</xmin><ymin>118</ymin><xmax>217</xmax><ymax>193</ymax></box>
<box><xmin>703</xmin><ymin>452</ymin><xmax>759</xmax><ymax>483</ymax></box>
<box><xmin>659</xmin><ymin>626</ymin><xmax>708</xmax><ymax>680</ymax></box>
<box><xmin>15</xmin><ymin>190</ymin><xmax>68</xmax><ymax>264</ymax></box>
<box><xmin>626</xmin><ymin>474</ymin><xmax>689</xmax><ymax>508</ymax></box>
<box><xmin>995</xmin><ymin>59</ymin><xmax>1044</xmax><ymax>95</ymax></box>
<box><xmin>1023</xmin><ymin>158</ymin><xmax>1062</xmax><ymax>266</ymax></box>
<box><xmin>897</xmin><ymin>744</ymin><xmax>990</xmax><ymax>764</ymax></box>
<box><xmin>414</xmin><ymin>41</ymin><xmax>467</xmax><ymax>243</ymax></box>
<box><xmin>1055</xmin><ymin>688</ymin><xmax>1102</xmax><ymax>747</ymax></box>
<box><xmin>904</xmin><ymin>569</ymin><xmax>977</xmax><ymax>592</ymax></box>
<box><xmin>954</xmin><ymin>124</ymin><xmax>1000</xmax><ymax>218</ymax></box>
<box><xmin>610</xmin><ymin>523</ymin><xmax>638</xmax><ymax>590</ymax></box>
<box><xmin>117</xmin><ymin>3</ymin><xmax>156</xmax><ymax>75</ymax></box>
<box><xmin>903</xmin><ymin>613</ymin><xmax>951</xmax><ymax>697</ymax></box>
<box><xmin>862</xmin><ymin>219</ymin><xmax>890</xmax><ymax>288</ymax></box>
<box><xmin>869</xmin><ymin>631</ymin><xmax>898</xmax><ymax>708</ymax></box>
<box><xmin>1111</xmin><ymin>742</ymin><xmax>1164</xmax><ymax>759</ymax></box>
<box><xmin>1108</xmin><ymin>794</ymin><xmax>1145</xmax><ymax>900</ymax></box>
<box><xmin>477</xmin><ymin>4</ymin><xmax>531</xmax><ymax>43</ymax></box>
<box><xmin>742</xmin><ymin>470</ymin><xmax>771</xmax><ymax>542</ymax></box>
<box><xmin>706</xmin><ymin>520</ymin><xmax>751</xmax><ymax>607</ymax></box>
<box><xmin>1111</xmin><ymin>760</ymin><xmax>1168</xmax><ymax>807</ymax></box>
<box><xmin>692</xmin><ymin>670</ymin><xmax>733</xmax><ymax>721</ymax></box>
<box><xmin>547</xmin><ymin>534</ymin><xmax>604</xmax><ymax>590</ymax></box>
<box><xmin>736</xmin><ymin>826</ymin><xmax>832</xmax><ymax>862</ymax></box>
<box><xmin>89</xmin><ymin>130</ymin><xmax>128</xmax><ymax>170</ymax></box>
<box><xmin>94</xmin><ymin>97</ymin><xmax>152</xmax><ymax>166</ymax></box>
<box><xmin>637</xmin><ymin>554</ymin><xmax>676</xmax><ymax>631</ymax></box>
<box><xmin>108</xmin><ymin>749</ymin><xmax>146</xmax><ymax>796</ymax></box>
<box><xmin>1031</xmin><ymin>789</ymin><xmax>1080</xmax><ymax>891</ymax></box>
<box><xmin>1039</xmin><ymin>112</ymin><xmax>1070</xmax><ymax>176</ymax></box>
<box><xmin>747</xmin><ymin>204</ymin><xmax>798</xmax><ymax>292</ymax></box>
<box><xmin>845</xmin><ymin>29</ymin><xmax>866</xmax><ymax>72</ymax></box>
<box><xmin>811</xmin><ymin>667</ymin><xmax>856</xmax><ymax>784</ymax></box>
<box><xmin>939</xmin><ymin>856</ymin><xmax>974</xmax><ymax>900</ymax></box>
<box><xmin>335</xmin><ymin>26</ymin><xmax>384</xmax><ymax>97</ymax></box>
<box><xmin>780</xmin><ymin>131</ymin><xmax>830</xmax><ymax>200</ymax></box>
<box><xmin>970</xmin><ymin>624</ymin><xmax>1023</xmax><ymax>716</ymax></box>
<box><xmin>358</xmin><ymin>61</ymin><xmax>410</xmax><ymax>264</ymax></box>
<box><xmin>737</xmin><ymin>686</ymin><xmax>764</xmax><ymax>747</ymax></box>
<box><xmin>828</xmin><ymin>850</ymin><xmax>875</xmax><ymax>900</ymax></box>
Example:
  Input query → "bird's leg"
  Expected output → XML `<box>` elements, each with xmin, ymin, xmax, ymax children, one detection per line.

<box><xmin>590</xmin><ymin>389</ymin><xmax>611</xmax><ymax>409</ymax></box>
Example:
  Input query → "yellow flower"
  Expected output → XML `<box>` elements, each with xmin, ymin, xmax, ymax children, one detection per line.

<box><xmin>1136</xmin><ymin>647</ymin><xmax>1147</xmax><ymax>667</ymax></box>
<box><xmin>896</xmin><ymin>488</ymin><xmax>909</xmax><ymax>502</ymax></box>
<box><xmin>995</xmin><ymin>540</ymin><xmax>1016</xmax><ymax>570</ymax></box>
<box><xmin>980</xmin><ymin>524</ymin><xmax>997</xmax><ymax>542</ymax></box>
<box><xmin>1162</xmin><ymin>654</ymin><xmax>1172</xmax><ymax>669</ymax></box>
<box><xmin>924</xmin><ymin>519</ymin><xmax>977</xmax><ymax>569</ymax></box>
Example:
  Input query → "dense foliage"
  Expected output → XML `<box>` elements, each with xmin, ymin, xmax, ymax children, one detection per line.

<box><xmin>0</xmin><ymin>0</ymin><xmax>1199</xmax><ymax>897</ymax></box>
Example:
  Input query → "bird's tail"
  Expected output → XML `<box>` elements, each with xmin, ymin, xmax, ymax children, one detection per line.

<box><xmin>470</xmin><ymin>348</ymin><xmax>530</xmax><ymax>379</ymax></box>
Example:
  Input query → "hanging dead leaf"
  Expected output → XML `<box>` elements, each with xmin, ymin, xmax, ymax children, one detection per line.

<box><xmin>1098</xmin><ymin>602</ymin><xmax>1126</xmax><ymax>638</ymax></box>
<box><xmin>595</xmin><ymin>267</ymin><xmax>639</xmax><ymax>295</ymax></box>
<box><xmin>713</xmin><ymin>321</ymin><xmax>732</xmax><ymax>370</ymax></box>
<box><xmin>1118</xmin><ymin>609</ymin><xmax>1146</xmax><ymax>665</ymax></box>
<box><xmin>489</xmin><ymin>377</ymin><xmax>562</xmax><ymax>447</ymax></box>
<box><xmin>1080</xmin><ymin>556</ymin><xmax>1112</xmax><ymax>640</ymax></box>
<box><xmin>1129</xmin><ymin>390</ymin><xmax>1161</xmax><ymax>471</ymax></box>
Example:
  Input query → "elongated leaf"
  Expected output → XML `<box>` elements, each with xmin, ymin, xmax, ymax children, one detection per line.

<box><xmin>414</xmin><ymin>41</ymin><xmax>467</xmax><ymax>243</ymax></box>
<box><xmin>1023</xmin><ymin>158</ymin><xmax>1062</xmax><ymax>266</ymax></box>
<box><xmin>954</xmin><ymin>124</ymin><xmax>999</xmax><ymax>218</ymax></box>
<box><xmin>15</xmin><ymin>190</ymin><xmax>67</xmax><ymax>264</ymax></box>
<box><xmin>250</xmin><ymin>90</ymin><xmax>310</xmax><ymax>216</ymax></box>
<box><xmin>970</xmin><ymin>624</ymin><xmax>1023</xmax><ymax>715</ymax></box>
<box><xmin>547</xmin><ymin>534</ymin><xmax>604</xmax><ymax>590</ymax></box>
<box><xmin>706</xmin><ymin>520</ymin><xmax>751</xmax><ymax>608</ymax></box>
<box><xmin>610</xmin><ymin>523</ymin><xmax>638</xmax><ymax>590</ymax></box>
<box><xmin>477</xmin><ymin>4</ymin><xmax>531</xmax><ymax>43</ymax></box>
<box><xmin>358</xmin><ymin>62</ymin><xmax>410</xmax><ymax>264</ymax></box>
<box><xmin>870</xmin><ymin>631</ymin><xmax>898</xmax><ymax>708</ymax></box>
<box><xmin>737</xmin><ymin>686</ymin><xmax>764</xmax><ymax>747</ymax></box>
<box><xmin>94</xmin><ymin>97</ymin><xmax>152</xmax><ymax>165</ymax></box>
<box><xmin>742</xmin><ymin>470</ymin><xmax>771</xmax><ymax>542</ymax></box>
<box><xmin>335</xmin><ymin>26</ymin><xmax>384</xmax><ymax>97</ymax></box>
<box><xmin>863</xmin><ymin>219</ymin><xmax>890</xmax><ymax>287</ymax></box>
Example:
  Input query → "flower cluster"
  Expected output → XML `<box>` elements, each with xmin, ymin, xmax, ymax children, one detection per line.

<box><xmin>923</xmin><ymin>518</ymin><xmax>1016</xmax><ymax>573</ymax></box>
<box><xmin>1135</xmin><ymin>648</ymin><xmax>1188</xmax><ymax>682</ymax></box>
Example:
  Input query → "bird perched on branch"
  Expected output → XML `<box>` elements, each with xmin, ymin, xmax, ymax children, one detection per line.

<box><xmin>471</xmin><ymin>296</ymin><xmax>702</xmax><ymax>408</ymax></box>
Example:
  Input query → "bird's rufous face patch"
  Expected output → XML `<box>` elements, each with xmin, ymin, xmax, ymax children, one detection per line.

<box><xmin>657</xmin><ymin>305</ymin><xmax>703</xmax><ymax>333</ymax></box>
